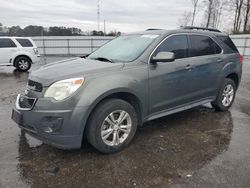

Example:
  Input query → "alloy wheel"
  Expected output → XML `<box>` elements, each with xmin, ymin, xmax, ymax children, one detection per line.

<box><xmin>18</xmin><ymin>60</ymin><xmax>29</xmax><ymax>70</ymax></box>
<box><xmin>222</xmin><ymin>84</ymin><xmax>234</xmax><ymax>107</ymax></box>
<box><xmin>101</xmin><ymin>110</ymin><xmax>132</xmax><ymax>146</ymax></box>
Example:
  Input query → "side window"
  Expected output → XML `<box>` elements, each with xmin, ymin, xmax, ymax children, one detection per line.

<box><xmin>153</xmin><ymin>35</ymin><xmax>189</xmax><ymax>59</ymax></box>
<box><xmin>214</xmin><ymin>42</ymin><xmax>222</xmax><ymax>54</ymax></box>
<box><xmin>16</xmin><ymin>39</ymin><xmax>33</xmax><ymax>47</ymax></box>
<box><xmin>189</xmin><ymin>35</ymin><xmax>222</xmax><ymax>57</ymax></box>
<box><xmin>217</xmin><ymin>36</ymin><xmax>238</xmax><ymax>53</ymax></box>
<box><xmin>0</xmin><ymin>38</ymin><xmax>17</xmax><ymax>48</ymax></box>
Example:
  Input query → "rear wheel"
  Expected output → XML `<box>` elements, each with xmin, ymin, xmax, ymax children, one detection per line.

<box><xmin>15</xmin><ymin>56</ymin><xmax>31</xmax><ymax>72</ymax></box>
<box><xmin>211</xmin><ymin>78</ymin><xmax>236</xmax><ymax>111</ymax></box>
<box><xmin>86</xmin><ymin>99</ymin><xmax>138</xmax><ymax>153</ymax></box>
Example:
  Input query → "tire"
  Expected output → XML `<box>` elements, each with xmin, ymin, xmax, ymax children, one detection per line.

<box><xmin>86</xmin><ymin>99</ymin><xmax>138</xmax><ymax>154</ymax></box>
<box><xmin>211</xmin><ymin>78</ymin><xmax>236</xmax><ymax>111</ymax></box>
<box><xmin>15</xmin><ymin>56</ymin><xmax>31</xmax><ymax>72</ymax></box>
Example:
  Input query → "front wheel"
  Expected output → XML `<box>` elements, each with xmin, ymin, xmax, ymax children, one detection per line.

<box><xmin>86</xmin><ymin>99</ymin><xmax>138</xmax><ymax>153</ymax></box>
<box><xmin>211</xmin><ymin>78</ymin><xmax>236</xmax><ymax>111</ymax></box>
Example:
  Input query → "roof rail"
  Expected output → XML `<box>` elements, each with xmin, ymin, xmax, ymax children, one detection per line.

<box><xmin>146</xmin><ymin>28</ymin><xmax>162</xmax><ymax>31</ymax></box>
<box><xmin>181</xmin><ymin>26</ymin><xmax>221</xmax><ymax>33</ymax></box>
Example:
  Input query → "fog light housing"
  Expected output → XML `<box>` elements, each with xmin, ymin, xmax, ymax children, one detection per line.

<box><xmin>40</xmin><ymin>117</ymin><xmax>63</xmax><ymax>133</ymax></box>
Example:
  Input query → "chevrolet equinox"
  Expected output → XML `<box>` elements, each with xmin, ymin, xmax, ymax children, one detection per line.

<box><xmin>12</xmin><ymin>27</ymin><xmax>242</xmax><ymax>153</ymax></box>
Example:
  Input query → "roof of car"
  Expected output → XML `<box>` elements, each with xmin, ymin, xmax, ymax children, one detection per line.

<box><xmin>129</xmin><ymin>28</ymin><xmax>228</xmax><ymax>37</ymax></box>
<box><xmin>0</xmin><ymin>36</ymin><xmax>32</xmax><ymax>39</ymax></box>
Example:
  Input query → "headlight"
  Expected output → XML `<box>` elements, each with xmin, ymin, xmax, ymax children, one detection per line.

<box><xmin>44</xmin><ymin>78</ymin><xmax>84</xmax><ymax>101</ymax></box>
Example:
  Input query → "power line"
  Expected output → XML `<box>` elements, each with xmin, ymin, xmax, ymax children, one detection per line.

<box><xmin>97</xmin><ymin>0</ymin><xmax>100</xmax><ymax>31</ymax></box>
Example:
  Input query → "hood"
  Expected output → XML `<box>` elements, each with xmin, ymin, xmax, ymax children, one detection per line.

<box><xmin>29</xmin><ymin>58</ymin><xmax>124</xmax><ymax>86</ymax></box>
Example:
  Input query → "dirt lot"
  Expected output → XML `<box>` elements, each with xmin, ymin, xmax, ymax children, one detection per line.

<box><xmin>0</xmin><ymin>57</ymin><xmax>250</xmax><ymax>188</ymax></box>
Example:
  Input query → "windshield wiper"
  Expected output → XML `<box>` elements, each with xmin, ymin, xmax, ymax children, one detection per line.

<box><xmin>91</xmin><ymin>57</ymin><xmax>114</xmax><ymax>63</ymax></box>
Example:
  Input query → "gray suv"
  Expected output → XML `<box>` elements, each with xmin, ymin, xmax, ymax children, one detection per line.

<box><xmin>12</xmin><ymin>27</ymin><xmax>242</xmax><ymax>153</ymax></box>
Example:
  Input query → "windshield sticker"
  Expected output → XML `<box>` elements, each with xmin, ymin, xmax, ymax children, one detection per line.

<box><xmin>141</xmin><ymin>35</ymin><xmax>159</xmax><ymax>39</ymax></box>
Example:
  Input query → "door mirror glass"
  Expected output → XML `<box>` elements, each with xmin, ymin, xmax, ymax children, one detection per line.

<box><xmin>151</xmin><ymin>52</ymin><xmax>175</xmax><ymax>63</ymax></box>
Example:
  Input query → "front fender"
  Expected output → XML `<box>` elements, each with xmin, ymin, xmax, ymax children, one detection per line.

<box><xmin>77</xmin><ymin>74</ymin><xmax>147</xmax><ymax>109</ymax></box>
<box><xmin>75</xmin><ymin>66</ymin><xmax>148</xmax><ymax>134</ymax></box>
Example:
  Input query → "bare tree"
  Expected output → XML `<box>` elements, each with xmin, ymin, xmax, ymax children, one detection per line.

<box><xmin>243</xmin><ymin>0</ymin><xmax>250</xmax><ymax>31</ymax></box>
<box><xmin>206</xmin><ymin>0</ymin><xmax>213</xmax><ymax>27</ymax></box>
<box><xmin>203</xmin><ymin>0</ymin><xmax>227</xmax><ymax>28</ymax></box>
<box><xmin>233</xmin><ymin>0</ymin><xmax>244</xmax><ymax>31</ymax></box>
<box><xmin>211</xmin><ymin>0</ymin><xmax>224</xmax><ymax>28</ymax></box>
<box><xmin>191</xmin><ymin>0</ymin><xmax>200</xmax><ymax>26</ymax></box>
<box><xmin>179</xmin><ymin>11</ymin><xmax>193</xmax><ymax>27</ymax></box>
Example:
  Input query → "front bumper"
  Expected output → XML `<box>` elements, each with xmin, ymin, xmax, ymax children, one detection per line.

<box><xmin>12</xmin><ymin>94</ymin><xmax>89</xmax><ymax>149</ymax></box>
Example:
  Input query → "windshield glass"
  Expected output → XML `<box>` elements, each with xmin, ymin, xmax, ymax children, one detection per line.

<box><xmin>88</xmin><ymin>34</ymin><xmax>159</xmax><ymax>62</ymax></box>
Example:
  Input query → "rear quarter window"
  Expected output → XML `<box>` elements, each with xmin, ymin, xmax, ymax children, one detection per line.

<box><xmin>16</xmin><ymin>39</ymin><xmax>33</xmax><ymax>47</ymax></box>
<box><xmin>217</xmin><ymin>36</ymin><xmax>238</xmax><ymax>53</ymax></box>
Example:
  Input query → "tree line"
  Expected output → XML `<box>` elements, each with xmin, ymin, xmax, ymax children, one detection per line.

<box><xmin>179</xmin><ymin>0</ymin><xmax>250</xmax><ymax>34</ymax></box>
<box><xmin>0</xmin><ymin>23</ymin><xmax>121</xmax><ymax>36</ymax></box>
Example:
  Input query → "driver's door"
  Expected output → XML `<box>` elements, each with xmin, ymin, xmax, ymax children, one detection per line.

<box><xmin>148</xmin><ymin>34</ymin><xmax>194</xmax><ymax>114</ymax></box>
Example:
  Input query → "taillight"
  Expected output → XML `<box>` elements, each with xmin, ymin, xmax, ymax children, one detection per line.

<box><xmin>240</xmin><ymin>55</ymin><xmax>244</xmax><ymax>64</ymax></box>
<box><xmin>33</xmin><ymin>48</ymin><xmax>39</xmax><ymax>55</ymax></box>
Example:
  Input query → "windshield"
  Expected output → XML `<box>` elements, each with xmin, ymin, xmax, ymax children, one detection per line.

<box><xmin>88</xmin><ymin>34</ymin><xmax>159</xmax><ymax>62</ymax></box>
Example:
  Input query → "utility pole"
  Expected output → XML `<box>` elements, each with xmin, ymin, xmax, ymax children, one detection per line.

<box><xmin>97</xmin><ymin>0</ymin><xmax>100</xmax><ymax>31</ymax></box>
<box><xmin>104</xmin><ymin>20</ymin><xmax>106</xmax><ymax>35</ymax></box>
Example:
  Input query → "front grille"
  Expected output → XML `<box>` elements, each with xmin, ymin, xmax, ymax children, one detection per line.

<box><xmin>28</xmin><ymin>80</ymin><xmax>43</xmax><ymax>92</ymax></box>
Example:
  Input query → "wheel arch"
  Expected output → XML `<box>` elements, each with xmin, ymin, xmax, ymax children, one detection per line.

<box><xmin>226</xmin><ymin>72</ymin><xmax>239</xmax><ymax>89</ymax></box>
<box><xmin>13</xmin><ymin>55</ymin><xmax>32</xmax><ymax>67</ymax></box>
<box><xmin>81</xmin><ymin>90</ymin><xmax>143</xmax><ymax>143</ymax></box>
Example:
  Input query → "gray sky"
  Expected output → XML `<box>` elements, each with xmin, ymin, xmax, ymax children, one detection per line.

<box><xmin>0</xmin><ymin>0</ymin><xmax>202</xmax><ymax>32</ymax></box>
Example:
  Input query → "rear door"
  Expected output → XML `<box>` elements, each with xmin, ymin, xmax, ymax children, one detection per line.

<box><xmin>0</xmin><ymin>38</ymin><xmax>17</xmax><ymax>64</ymax></box>
<box><xmin>187</xmin><ymin>34</ymin><xmax>223</xmax><ymax>101</ymax></box>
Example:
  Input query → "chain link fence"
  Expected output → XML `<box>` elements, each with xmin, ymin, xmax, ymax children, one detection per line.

<box><xmin>230</xmin><ymin>35</ymin><xmax>250</xmax><ymax>57</ymax></box>
<box><xmin>32</xmin><ymin>35</ymin><xmax>250</xmax><ymax>57</ymax></box>
<box><xmin>32</xmin><ymin>36</ymin><xmax>115</xmax><ymax>56</ymax></box>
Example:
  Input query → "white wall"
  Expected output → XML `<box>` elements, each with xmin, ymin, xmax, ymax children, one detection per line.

<box><xmin>32</xmin><ymin>35</ymin><xmax>250</xmax><ymax>56</ymax></box>
<box><xmin>230</xmin><ymin>34</ymin><xmax>250</xmax><ymax>57</ymax></box>
<box><xmin>32</xmin><ymin>36</ymin><xmax>115</xmax><ymax>56</ymax></box>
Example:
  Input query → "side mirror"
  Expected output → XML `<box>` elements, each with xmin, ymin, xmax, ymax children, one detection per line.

<box><xmin>151</xmin><ymin>52</ymin><xmax>175</xmax><ymax>63</ymax></box>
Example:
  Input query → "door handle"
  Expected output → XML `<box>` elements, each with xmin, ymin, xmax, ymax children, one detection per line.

<box><xmin>217</xmin><ymin>58</ymin><xmax>223</xmax><ymax>63</ymax></box>
<box><xmin>185</xmin><ymin>64</ymin><xmax>192</xmax><ymax>70</ymax></box>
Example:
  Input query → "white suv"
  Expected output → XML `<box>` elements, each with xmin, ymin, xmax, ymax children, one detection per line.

<box><xmin>0</xmin><ymin>37</ymin><xmax>40</xmax><ymax>71</ymax></box>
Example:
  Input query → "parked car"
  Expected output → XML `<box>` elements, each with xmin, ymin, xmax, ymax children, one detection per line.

<box><xmin>12</xmin><ymin>27</ymin><xmax>242</xmax><ymax>153</ymax></box>
<box><xmin>0</xmin><ymin>37</ymin><xmax>40</xmax><ymax>71</ymax></box>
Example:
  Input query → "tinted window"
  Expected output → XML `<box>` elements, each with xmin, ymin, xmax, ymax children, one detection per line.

<box><xmin>154</xmin><ymin>35</ymin><xmax>189</xmax><ymax>59</ymax></box>
<box><xmin>217</xmin><ymin>36</ymin><xmax>238</xmax><ymax>53</ymax></box>
<box><xmin>214</xmin><ymin>42</ymin><xmax>222</xmax><ymax>54</ymax></box>
<box><xmin>0</xmin><ymin>38</ymin><xmax>17</xmax><ymax>48</ymax></box>
<box><xmin>16</xmin><ymin>38</ymin><xmax>33</xmax><ymax>47</ymax></box>
<box><xmin>189</xmin><ymin>35</ymin><xmax>222</xmax><ymax>57</ymax></box>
